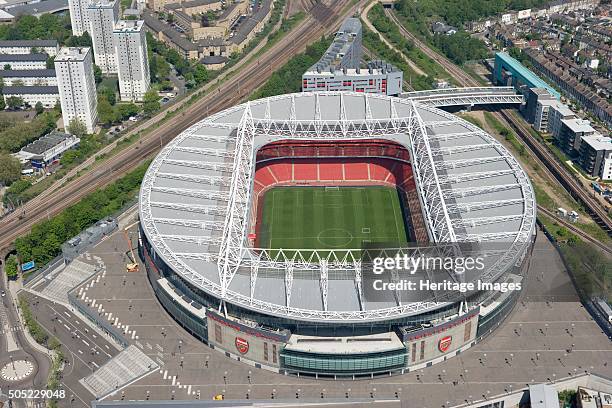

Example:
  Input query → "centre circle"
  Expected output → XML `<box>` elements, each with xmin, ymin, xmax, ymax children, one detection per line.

<box><xmin>317</xmin><ymin>228</ymin><xmax>353</xmax><ymax>247</ymax></box>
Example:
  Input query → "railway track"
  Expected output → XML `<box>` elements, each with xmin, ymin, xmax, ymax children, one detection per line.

<box><xmin>501</xmin><ymin>110</ymin><xmax>612</xmax><ymax>235</ymax></box>
<box><xmin>537</xmin><ymin>206</ymin><xmax>612</xmax><ymax>255</ymax></box>
<box><xmin>387</xmin><ymin>7</ymin><xmax>612</xmax><ymax>239</ymax></box>
<box><xmin>0</xmin><ymin>0</ymin><xmax>359</xmax><ymax>252</ymax></box>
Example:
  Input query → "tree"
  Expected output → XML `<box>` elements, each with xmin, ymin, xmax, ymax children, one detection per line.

<box><xmin>97</xmin><ymin>96</ymin><xmax>116</xmax><ymax>125</ymax></box>
<box><xmin>3</xmin><ymin>64</ymin><xmax>10</xmax><ymax>70</ymax></box>
<box><xmin>142</xmin><ymin>89</ymin><xmax>160</xmax><ymax>116</ymax></box>
<box><xmin>6</xmin><ymin>96</ymin><xmax>23</xmax><ymax>109</ymax></box>
<box><xmin>99</xmin><ymin>86</ymin><xmax>116</xmax><ymax>105</ymax></box>
<box><xmin>116</xmin><ymin>103</ymin><xmax>139</xmax><ymax>120</ymax></box>
<box><xmin>0</xmin><ymin>152</ymin><xmax>21</xmax><ymax>186</ymax></box>
<box><xmin>46</xmin><ymin>56</ymin><xmax>55</xmax><ymax>69</ymax></box>
<box><xmin>193</xmin><ymin>64</ymin><xmax>209</xmax><ymax>84</ymax></box>
<box><xmin>12</xmin><ymin>79</ymin><xmax>24</xmax><ymax>86</ymax></box>
<box><xmin>35</xmin><ymin>101</ymin><xmax>44</xmax><ymax>115</ymax></box>
<box><xmin>5</xmin><ymin>255</ymin><xmax>19</xmax><ymax>280</ymax></box>
<box><xmin>93</xmin><ymin>65</ymin><xmax>103</xmax><ymax>84</ymax></box>
<box><xmin>66</xmin><ymin>117</ymin><xmax>88</xmax><ymax>137</ymax></box>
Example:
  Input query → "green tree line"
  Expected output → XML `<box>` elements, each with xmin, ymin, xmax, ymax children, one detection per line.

<box><xmin>14</xmin><ymin>161</ymin><xmax>149</xmax><ymax>266</ymax></box>
<box><xmin>0</xmin><ymin>112</ymin><xmax>57</xmax><ymax>152</ymax></box>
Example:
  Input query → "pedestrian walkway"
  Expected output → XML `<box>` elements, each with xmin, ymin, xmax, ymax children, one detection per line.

<box><xmin>40</xmin><ymin>259</ymin><xmax>98</xmax><ymax>304</ymax></box>
<box><xmin>80</xmin><ymin>345</ymin><xmax>158</xmax><ymax>399</ymax></box>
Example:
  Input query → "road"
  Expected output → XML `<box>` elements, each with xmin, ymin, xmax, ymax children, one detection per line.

<box><xmin>0</xmin><ymin>268</ymin><xmax>52</xmax><ymax>408</ymax></box>
<box><xmin>0</xmin><ymin>0</ymin><xmax>359</xmax><ymax>255</ymax></box>
<box><xmin>19</xmin><ymin>292</ymin><xmax>120</xmax><ymax>407</ymax></box>
<box><xmin>385</xmin><ymin>8</ymin><xmax>612</xmax><ymax>239</ymax></box>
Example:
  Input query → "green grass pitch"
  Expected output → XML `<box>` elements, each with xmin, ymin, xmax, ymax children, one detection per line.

<box><xmin>258</xmin><ymin>186</ymin><xmax>408</xmax><ymax>252</ymax></box>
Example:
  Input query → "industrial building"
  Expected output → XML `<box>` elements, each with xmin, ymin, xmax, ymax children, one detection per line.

<box><xmin>302</xmin><ymin>18</ymin><xmax>402</xmax><ymax>96</ymax></box>
<box><xmin>114</xmin><ymin>20</ymin><xmax>150</xmax><ymax>102</ymax></box>
<box><xmin>494</xmin><ymin>52</ymin><xmax>560</xmax><ymax>99</ymax></box>
<box><xmin>88</xmin><ymin>0</ymin><xmax>120</xmax><ymax>73</ymax></box>
<box><xmin>13</xmin><ymin>130</ymin><xmax>80</xmax><ymax>168</ymax></box>
<box><xmin>55</xmin><ymin>47</ymin><xmax>98</xmax><ymax>134</ymax></box>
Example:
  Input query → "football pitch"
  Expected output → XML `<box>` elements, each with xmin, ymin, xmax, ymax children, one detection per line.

<box><xmin>258</xmin><ymin>186</ymin><xmax>408</xmax><ymax>252</ymax></box>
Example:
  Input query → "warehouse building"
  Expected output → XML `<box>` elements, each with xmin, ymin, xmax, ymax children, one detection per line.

<box><xmin>13</xmin><ymin>131</ymin><xmax>80</xmax><ymax>169</ymax></box>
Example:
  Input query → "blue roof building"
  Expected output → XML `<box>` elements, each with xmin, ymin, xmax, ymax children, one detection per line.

<box><xmin>494</xmin><ymin>52</ymin><xmax>561</xmax><ymax>100</ymax></box>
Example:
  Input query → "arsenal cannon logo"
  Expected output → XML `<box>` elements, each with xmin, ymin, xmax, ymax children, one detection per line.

<box><xmin>438</xmin><ymin>336</ymin><xmax>452</xmax><ymax>353</ymax></box>
<box><xmin>235</xmin><ymin>337</ymin><xmax>249</xmax><ymax>354</ymax></box>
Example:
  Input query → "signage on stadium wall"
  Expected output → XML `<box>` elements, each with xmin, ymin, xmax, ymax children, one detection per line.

<box><xmin>235</xmin><ymin>337</ymin><xmax>250</xmax><ymax>354</ymax></box>
<box><xmin>438</xmin><ymin>336</ymin><xmax>452</xmax><ymax>353</ymax></box>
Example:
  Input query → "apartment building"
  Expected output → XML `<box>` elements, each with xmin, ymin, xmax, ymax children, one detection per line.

<box><xmin>88</xmin><ymin>0</ymin><xmax>120</xmax><ymax>73</ymax></box>
<box><xmin>54</xmin><ymin>47</ymin><xmax>98</xmax><ymax>134</ymax></box>
<box><xmin>113</xmin><ymin>20</ymin><xmax>150</xmax><ymax>102</ymax></box>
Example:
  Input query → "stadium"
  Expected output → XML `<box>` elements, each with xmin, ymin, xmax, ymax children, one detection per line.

<box><xmin>138</xmin><ymin>92</ymin><xmax>536</xmax><ymax>378</ymax></box>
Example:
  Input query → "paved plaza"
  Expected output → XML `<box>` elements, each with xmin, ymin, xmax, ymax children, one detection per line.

<box><xmin>18</xmin><ymin>215</ymin><xmax>612</xmax><ymax>407</ymax></box>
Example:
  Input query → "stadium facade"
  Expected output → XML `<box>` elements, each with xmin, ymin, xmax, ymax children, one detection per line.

<box><xmin>138</xmin><ymin>92</ymin><xmax>536</xmax><ymax>378</ymax></box>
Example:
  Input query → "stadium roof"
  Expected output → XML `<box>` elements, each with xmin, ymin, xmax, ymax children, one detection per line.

<box><xmin>140</xmin><ymin>92</ymin><xmax>536</xmax><ymax>322</ymax></box>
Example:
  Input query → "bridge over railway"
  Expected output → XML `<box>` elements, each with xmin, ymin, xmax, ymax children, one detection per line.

<box><xmin>401</xmin><ymin>86</ymin><xmax>524</xmax><ymax>107</ymax></box>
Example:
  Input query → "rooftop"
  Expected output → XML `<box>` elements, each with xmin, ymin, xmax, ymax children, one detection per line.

<box><xmin>304</xmin><ymin>60</ymin><xmax>401</xmax><ymax>76</ymax></box>
<box><xmin>285</xmin><ymin>332</ymin><xmax>405</xmax><ymax>354</ymax></box>
<box><xmin>528</xmin><ymin>384</ymin><xmax>560</xmax><ymax>408</ymax></box>
<box><xmin>3</xmin><ymin>85</ymin><xmax>58</xmax><ymax>94</ymax></box>
<box><xmin>5</xmin><ymin>0</ymin><xmax>68</xmax><ymax>17</ymax></box>
<box><xmin>0</xmin><ymin>68</ymin><xmax>56</xmax><ymax>77</ymax></box>
<box><xmin>0</xmin><ymin>53</ymin><xmax>48</xmax><ymax>61</ymax></box>
<box><xmin>114</xmin><ymin>19</ymin><xmax>144</xmax><ymax>32</ymax></box>
<box><xmin>55</xmin><ymin>46</ymin><xmax>91</xmax><ymax>61</ymax></box>
<box><xmin>20</xmin><ymin>131</ymin><xmax>73</xmax><ymax>155</ymax></box>
<box><xmin>0</xmin><ymin>39</ymin><xmax>58</xmax><ymax>47</ymax></box>
<box><xmin>87</xmin><ymin>0</ymin><xmax>116</xmax><ymax>9</ymax></box>
<box><xmin>496</xmin><ymin>52</ymin><xmax>561</xmax><ymax>99</ymax></box>
<box><xmin>561</xmin><ymin>118</ymin><xmax>595</xmax><ymax>133</ymax></box>
<box><xmin>310</xmin><ymin>17</ymin><xmax>361</xmax><ymax>72</ymax></box>
<box><xmin>143</xmin><ymin>11</ymin><xmax>198</xmax><ymax>51</ymax></box>
<box><xmin>581</xmin><ymin>135</ymin><xmax>612</xmax><ymax>151</ymax></box>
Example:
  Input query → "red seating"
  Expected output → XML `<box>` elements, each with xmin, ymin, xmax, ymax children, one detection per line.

<box><xmin>319</xmin><ymin>161</ymin><xmax>344</xmax><ymax>181</ymax></box>
<box><xmin>253</xmin><ymin>141</ymin><xmax>417</xmax><ymax>190</ymax></box>
<box><xmin>293</xmin><ymin>161</ymin><xmax>318</xmax><ymax>181</ymax></box>
<box><xmin>267</xmin><ymin>161</ymin><xmax>292</xmax><ymax>182</ymax></box>
<box><xmin>344</xmin><ymin>161</ymin><xmax>369</xmax><ymax>180</ymax></box>
<box><xmin>254</xmin><ymin>166</ymin><xmax>277</xmax><ymax>186</ymax></box>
